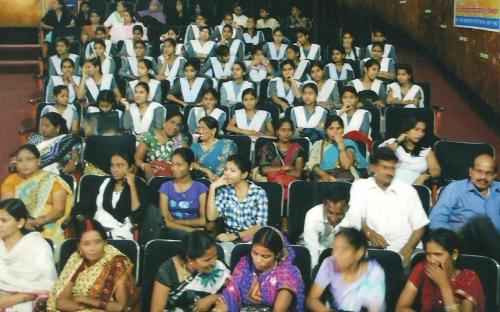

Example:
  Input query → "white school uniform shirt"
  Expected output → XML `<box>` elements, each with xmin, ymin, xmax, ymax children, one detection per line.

<box><xmin>234</xmin><ymin>109</ymin><xmax>269</xmax><ymax>132</ymax></box>
<box><xmin>297</xmin><ymin>43</ymin><xmax>321</xmax><ymax>61</ymax></box>
<box><xmin>50</xmin><ymin>54</ymin><xmax>79</xmax><ymax>75</ymax></box>
<box><xmin>366</xmin><ymin>43</ymin><xmax>394</xmax><ymax>58</ymax></box>
<box><xmin>336</xmin><ymin>109</ymin><xmax>371</xmax><ymax>136</ymax></box>
<box><xmin>361</xmin><ymin>57</ymin><xmax>392</xmax><ymax>73</ymax></box>
<box><xmin>128</xmin><ymin>79</ymin><xmax>161</xmax><ymax>102</ymax></box>
<box><xmin>304</xmin><ymin>79</ymin><xmax>337</xmax><ymax>102</ymax></box>
<box><xmin>291</xmin><ymin>106</ymin><xmax>326</xmax><ymax>128</ymax></box>
<box><xmin>301</xmin><ymin>204</ymin><xmax>339</xmax><ymax>267</ymax></box>
<box><xmin>232</xmin><ymin>14</ymin><xmax>248</xmax><ymax>27</ymax></box>
<box><xmin>158</xmin><ymin>55</ymin><xmax>186</xmax><ymax>83</ymax></box>
<box><xmin>351</xmin><ymin>78</ymin><xmax>383</xmax><ymax>95</ymax></box>
<box><xmin>266</xmin><ymin>42</ymin><xmax>288</xmax><ymax>60</ymax></box>
<box><xmin>387</xmin><ymin>82</ymin><xmax>424</xmax><ymax>108</ymax></box>
<box><xmin>41</xmin><ymin>104</ymin><xmax>78</xmax><ymax>130</ymax></box>
<box><xmin>345</xmin><ymin>47</ymin><xmax>361</xmax><ymax>61</ymax></box>
<box><xmin>222</xmin><ymin>80</ymin><xmax>253</xmax><ymax>103</ymax></box>
<box><xmin>380</xmin><ymin>138</ymin><xmax>431</xmax><ymax>184</ymax></box>
<box><xmin>325</xmin><ymin>63</ymin><xmax>354</xmax><ymax>81</ymax></box>
<box><xmin>85</xmin><ymin>40</ymin><xmax>113</xmax><ymax>59</ymax></box>
<box><xmin>338</xmin><ymin>177</ymin><xmax>429</xmax><ymax>253</ymax></box>
<box><xmin>46</xmin><ymin>75</ymin><xmax>81</xmax><ymax>103</ymax></box>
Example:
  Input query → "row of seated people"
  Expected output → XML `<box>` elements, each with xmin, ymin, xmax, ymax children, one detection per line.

<box><xmin>0</xmin><ymin>198</ymin><xmax>494</xmax><ymax>311</ymax></box>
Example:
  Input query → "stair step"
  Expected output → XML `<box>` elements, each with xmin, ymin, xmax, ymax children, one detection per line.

<box><xmin>0</xmin><ymin>60</ymin><xmax>39</xmax><ymax>74</ymax></box>
<box><xmin>0</xmin><ymin>44</ymin><xmax>42</xmax><ymax>61</ymax></box>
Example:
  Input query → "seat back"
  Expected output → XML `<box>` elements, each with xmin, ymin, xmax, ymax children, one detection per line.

<box><xmin>415</xmin><ymin>81</ymin><xmax>431</xmax><ymax>108</ymax></box>
<box><xmin>384</xmin><ymin>107</ymin><xmax>435</xmax><ymax>140</ymax></box>
<box><xmin>434</xmin><ymin>140</ymin><xmax>495</xmax><ymax>183</ymax></box>
<box><xmin>141</xmin><ymin>240</ymin><xmax>225</xmax><ymax>311</ymax></box>
<box><xmin>220</xmin><ymin>135</ymin><xmax>252</xmax><ymax>161</ymax></box>
<box><xmin>76</xmin><ymin>174</ymin><xmax>108</xmax><ymax>203</ymax></box>
<box><xmin>148</xmin><ymin>176</ymin><xmax>173</xmax><ymax>205</ymax></box>
<box><xmin>411</xmin><ymin>252</ymin><xmax>499</xmax><ymax>311</ymax></box>
<box><xmin>287</xmin><ymin>181</ymin><xmax>351</xmax><ymax>244</ymax></box>
<box><xmin>60</xmin><ymin>173</ymin><xmax>77</xmax><ymax>195</ymax></box>
<box><xmin>84</xmin><ymin>134</ymin><xmax>136</xmax><ymax>174</ymax></box>
<box><xmin>254</xmin><ymin>182</ymin><xmax>283</xmax><ymax>229</ymax></box>
<box><xmin>413</xmin><ymin>184</ymin><xmax>432</xmax><ymax>215</ymax></box>
<box><xmin>230</xmin><ymin>243</ymin><xmax>311</xmax><ymax>289</ymax></box>
<box><xmin>59</xmin><ymin>239</ymin><xmax>140</xmax><ymax>280</ymax></box>
<box><xmin>253</xmin><ymin>137</ymin><xmax>311</xmax><ymax>167</ymax></box>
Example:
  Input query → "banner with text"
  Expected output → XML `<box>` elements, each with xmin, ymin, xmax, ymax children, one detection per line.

<box><xmin>454</xmin><ymin>0</ymin><xmax>500</xmax><ymax>32</ymax></box>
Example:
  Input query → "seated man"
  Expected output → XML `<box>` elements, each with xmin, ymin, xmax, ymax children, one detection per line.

<box><xmin>429</xmin><ymin>154</ymin><xmax>500</xmax><ymax>261</ymax></box>
<box><xmin>301</xmin><ymin>185</ymin><xmax>349</xmax><ymax>268</ymax></box>
<box><xmin>338</xmin><ymin>147</ymin><xmax>429</xmax><ymax>266</ymax></box>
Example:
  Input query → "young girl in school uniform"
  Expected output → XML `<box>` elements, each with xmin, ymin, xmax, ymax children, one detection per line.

<box><xmin>263</xmin><ymin>28</ymin><xmax>288</xmax><ymax>61</ymax></box>
<box><xmin>90</xmin><ymin>39</ymin><xmax>116</xmax><ymax>75</ymax></box>
<box><xmin>84</xmin><ymin>26</ymin><xmax>114</xmax><ymax>60</ymax></box>
<box><xmin>156</xmin><ymin>38</ymin><xmax>186</xmax><ymax>84</ymax></box>
<box><xmin>41</xmin><ymin>85</ymin><xmax>80</xmax><ymax>134</ymax></box>
<box><xmin>118</xmin><ymin>40</ymin><xmax>155</xmax><ymax>81</ymax></box>
<box><xmin>118</xmin><ymin>24</ymin><xmax>151</xmax><ymax>57</ymax></box>
<box><xmin>212</xmin><ymin>12</ymin><xmax>243</xmax><ymax>41</ymax></box>
<box><xmin>387</xmin><ymin>63</ymin><xmax>424</xmax><ymax>108</ymax></box>
<box><xmin>218</xmin><ymin>24</ymin><xmax>245</xmax><ymax>61</ymax></box>
<box><xmin>335</xmin><ymin>86</ymin><xmax>372</xmax><ymax>137</ymax></box>
<box><xmin>227</xmin><ymin>88</ymin><xmax>274</xmax><ymax>137</ymax></box>
<box><xmin>166</xmin><ymin>59</ymin><xmax>211</xmax><ymax>108</ymax></box>
<box><xmin>359</xmin><ymin>42</ymin><xmax>395</xmax><ymax>81</ymax></box>
<box><xmin>290</xmin><ymin>83</ymin><xmax>327</xmax><ymax>142</ymax></box>
<box><xmin>183</xmin><ymin>13</ymin><xmax>208</xmax><ymax>42</ymax></box>
<box><xmin>220</xmin><ymin>61</ymin><xmax>254</xmax><ymax>108</ymax></box>
<box><xmin>186</xmin><ymin>26</ymin><xmax>217</xmax><ymax>61</ymax></box>
<box><xmin>45</xmin><ymin>58</ymin><xmax>81</xmax><ymax>104</ymax></box>
<box><xmin>201</xmin><ymin>45</ymin><xmax>235</xmax><ymax>86</ymax></box>
<box><xmin>85</xmin><ymin>90</ymin><xmax>123</xmax><ymax>136</ymax></box>
<box><xmin>77</xmin><ymin>57</ymin><xmax>122</xmax><ymax>105</ymax></box>
<box><xmin>126</xmin><ymin>59</ymin><xmax>162</xmax><ymax>103</ymax></box>
<box><xmin>348</xmin><ymin>58</ymin><xmax>386</xmax><ymax>108</ymax></box>
<box><xmin>307</xmin><ymin>61</ymin><xmax>340</xmax><ymax>111</ymax></box>
<box><xmin>342</xmin><ymin>31</ymin><xmax>362</xmax><ymax>62</ymax></box>
<box><xmin>365</xmin><ymin>29</ymin><xmax>397</xmax><ymax>62</ymax></box>
<box><xmin>286</xmin><ymin>45</ymin><xmax>310</xmax><ymax>82</ymax></box>
<box><xmin>160</xmin><ymin>27</ymin><xmax>185</xmax><ymax>57</ymax></box>
<box><xmin>186</xmin><ymin>89</ymin><xmax>227</xmax><ymax>134</ymax></box>
<box><xmin>267</xmin><ymin>59</ymin><xmax>303</xmax><ymax>112</ymax></box>
<box><xmin>242</xmin><ymin>17</ymin><xmax>265</xmax><ymax>52</ymax></box>
<box><xmin>325</xmin><ymin>46</ymin><xmax>355</xmax><ymax>82</ymax></box>
<box><xmin>295</xmin><ymin>28</ymin><xmax>321</xmax><ymax>61</ymax></box>
<box><xmin>48</xmin><ymin>37</ymin><xmax>81</xmax><ymax>77</ymax></box>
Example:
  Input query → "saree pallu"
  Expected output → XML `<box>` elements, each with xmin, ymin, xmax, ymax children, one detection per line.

<box><xmin>194</xmin><ymin>139</ymin><xmax>237</xmax><ymax>176</ymax></box>
<box><xmin>14</xmin><ymin>171</ymin><xmax>74</xmax><ymax>247</ymax></box>
<box><xmin>29</xmin><ymin>133</ymin><xmax>81</xmax><ymax>174</ymax></box>
<box><xmin>47</xmin><ymin>245</ymin><xmax>136</xmax><ymax>312</ymax></box>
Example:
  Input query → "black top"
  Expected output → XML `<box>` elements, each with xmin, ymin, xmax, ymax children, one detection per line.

<box><xmin>42</xmin><ymin>10</ymin><xmax>75</xmax><ymax>29</ymax></box>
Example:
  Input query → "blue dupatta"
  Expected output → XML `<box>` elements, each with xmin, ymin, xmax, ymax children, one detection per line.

<box><xmin>319</xmin><ymin>138</ymin><xmax>367</xmax><ymax>170</ymax></box>
<box><xmin>193</xmin><ymin>139</ymin><xmax>237</xmax><ymax>175</ymax></box>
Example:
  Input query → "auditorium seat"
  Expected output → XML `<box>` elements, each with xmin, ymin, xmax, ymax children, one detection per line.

<box><xmin>255</xmin><ymin>181</ymin><xmax>284</xmax><ymax>229</ymax></box>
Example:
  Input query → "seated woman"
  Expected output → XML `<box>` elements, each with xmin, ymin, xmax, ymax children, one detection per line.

<box><xmin>286</xmin><ymin>45</ymin><xmax>311</xmax><ymax>82</ymax></box>
<box><xmin>183</xmin><ymin>13</ymin><xmax>208</xmax><ymax>42</ymax></box>
<box><xmin>201</xmin><ymin>45</ymin><xmax>235</xmax><ymax>85</ymax></box>
<box><xmin>159</xmin><ymin>148</ymin><xmax>208</xmax><ymax>239</ymax></box>
<box><xmin>308</xmin><ymin>61</ymin><xmax>341</xmax><ymax>110</ymax></box>
<box><xmin>325</xmin><ymin>46</ymin><xmax>355</xmax><ymax>82</ymax></box>
<box><xmin>126</xmin><ymin>59</ymin><xmax>162</xmax><ymax>103</ymax></box>
<box><xmin>28</xmin><ymin>112</ymin><xmax>82</xmax><ymax>174</ymax></box>
<box><xmin>156</xmin><ymin>38</ymin><xmax>186</xmax><ymax>84</ymax></box>
<box><xmin>215</xmin><ymin>227</ymin><xmax>305</xmax><ymax>311</ymax></box>
<box><xmin>160</xmin><ymin>27</ymin><xmax>185</xmax><ymax>57</ymax></box>
<box><xmin>257</xmin><ymin>5</ymin><xmax>280</xmax><ymax>31</ymax></box>
<box><xmin>122</xmin><ymin>82</ymin><xmax>165</xmax><ymax>137</ymax></box>
<box><xmin>77</xmin><ymin>57</ymin><xmax>122</xmax><ymax>105</ymax></box>
<box><xmin>48</xmin><ymin>37</ymin><xmax>81</xmax><ymax>77</ymax></box>
<box><xmin>217</xmin><ymin>24</ymin><xmax>245</xmax><ymax>61</ymax></box>
<box><xmin>166</xmin><ymin>59</ymin><xmax>211</xmax><ymax>108</ymax></box>
<box><xmin>242</xmin><ymin>16</ymin><xmax>265</xmax><ymax>51</ymax></box>
<box><xmin>245</xmin><ymin>45</ymin><xmax>273</xmax><ymax>84</ymax></box>
<box><xmin>118</xmin><ymin>40</ymin><xmax>156</xmax><ymax>81</ymax></box>
<box><xmin>348</xmin><ymin>58</ymin><xmax>386</xmax><ymax>108</ymax></box>
<box><xmin>256</xmin><ymin>117</ymin><xmax>305</xmax><ymax>186</ymax></box>
<box><xmin>84</xmin><ymin>26</ymin><xmax>114</xmax><ymax>60</ymax></box>
<box><xmin>227</xmin><ymin>88</ymin><xmax>274</xmax><ymax>137</ymax></box>
<box><xmin>283</xmin><ymin>4</ymin><xmax>311</xmax><ymax>32</ymax></box>
<box><xmin>117</xmin><ymin>25</ymin><xmax>151</xmax><ymax>58</ymax></box>
<box><xmin>387</xmin><ymin>63</ymin><xmax>424</xmax><ymax>108</ymax></box>
<box><xmin>187</xmin><ymin>89</ymin><xmax>227</xmax><ymax>135</ymax></box>
<box><xmin>0</xmin><ymin>198</ymin><xmax>57</xmax><ymax>311</ymax></box>
<box><xmin>307</xmin><ymin>228</ymin><xmax>386</xmax><ymax>312</ymax></box>
<box><xmin>191</xmin><ymin>117</ymin><xmax>237</xmax><ymax>181</ymax></box>
<box><xmin>207</xmin><ymin>154</ymin><xmax>267</xmax><ymax>244</ymax></box>
<box><xmin>135</xmin><ymin>111</ymin><xmax>189</xmax><ymax>179</ymax></box>
<box><xmin>80</xmin><ymin>9</ymin><xmax>102</xmax><ymax>45</ymax></box>
<box><xmin>41</xmin><ymin>85</ymin><xmax>80</xmax><ymax>134</ymax></box>
<box><xmin>341</xmin><ymin>31</ymin><xmax>362</xmax><ymax>62</ymax></box>
<box><xmin>1</xmin><ymin>144</ymin><xmax>73</xmax><ymax>246</ymax></box>
<box><xmin>290</xmin><ymin>83</ymin><xmax>328</xmax><ymax>143</ymax></box>
<box><xmin>380</xmin><ymin>118</ymin><xmax>441</xmax><ymax>185</ymax></box>
<box><xmin>150</xmin><ymin>230</ymin><xmax>230</xmax><ymax>312</ymax></box>
<box><xmin>263</xmin><ymin>28</ymin><xmax>288</xmax><ymax>61</ymax></box>
<box><xmin>89</xmin><ymin>39</ymin><xmax>116</xmax><ymax>74</ymax></box>
<box><xmin>109</xmin><ymin>8</ymin><xmax>147</xmax><ymax>43</ymax></box>
<box><xmin>396</xmin><ymin>228</ymin><xmax>485</xmax><ymax>312</ymax></box>
<box><xmin>296</xmin><ymin>28</ymin><xmax>321</xmax><ymax>61</ymax></box>
<box><xmin>359</xmin><ymin>42</ymin><xmax>395</xmax><ymax>81</ymax></box>
<box><xmin>305</xmin><ymin>115</ymin><xmax>367</xmax><ymax>182</ymax></box>
<box><xmin>212</xmin><ymin>12</ymin><xmax>243</xmax><ymax>41</ymax></box>
<box><xmin>103</xmin><ymin>0</ymin><xmax>125</xmax><ymax>28</ymax></box>
<box><xmin>45</xmin><ymin>58</ymin><xmax>81</xmax><ymax>104</ymax></box>
<box><xmin>48</xmin><ymin>219</ymin><xmax>139</xmax><ymax>311</ymax></box>
<box><xmin>138</xmin><ymin>0</ymin><xmax>166</xmax><ymax>27</ymax></box>
<box><xmin>267</xmin><ymin>59</ymin><xmax>303</xmax><ymax>112</ymax></box>
<box><xmin>186</xmin><ymin>26</ymin><xmax>216</xmax><ymax>61</ymax></box>
<box><xmin>220</xmin><ymin>62</ymin><xmax>254</xmax><ymax>108</ymax></box>
<box><xmin>39</xmin><ymin>0</ymin><xmax>75</xmax><ymax>44</ymax></box>
<box><xmin>85</xmin><ymin>89</ymin><xmax>123</xmax><ymax>124</ymax></box>
<box><xmin>336</xmin><ymin>86</ymin><xmax>372</xmax><ymax>137</ymax></box>
<box><xmin>365</xmin><ymin>29</ymin><xmax>397</xmax><ymax>61</ymax></box>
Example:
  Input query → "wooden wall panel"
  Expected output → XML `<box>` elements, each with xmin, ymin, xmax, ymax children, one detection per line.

<box><xmin>338</xmin><ymin>0</ymin><xmax>500</xmax><ymax>115</ymax></box>
<box><xmin>0</xmin><ymin>0</ymin><xmax>43</xmax><ymax>27</ymax></box>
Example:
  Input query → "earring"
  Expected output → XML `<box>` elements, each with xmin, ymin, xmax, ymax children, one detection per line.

<box><xmin>18</xmin><ymin>225</ymin><xmax>22</xmax><ymax>229</ymax></box>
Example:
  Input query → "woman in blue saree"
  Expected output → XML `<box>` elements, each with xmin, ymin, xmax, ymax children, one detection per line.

<box><xmin>191</xmin><ymin>116</ymin><xmax>237</xmax><ymax>181</ymax></box>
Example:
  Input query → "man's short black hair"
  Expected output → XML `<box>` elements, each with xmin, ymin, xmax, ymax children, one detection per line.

<box><xmin>323</xmin><ymin>185</ymin><xmax>350</xmax><ymax>204</ymax></box>
<box><xmin>370</xmin><ymin>147</ymin><xmax>398</xmax><ymax>165</ymax></box>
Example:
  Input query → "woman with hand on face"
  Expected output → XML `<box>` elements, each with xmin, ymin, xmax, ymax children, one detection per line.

<box><xmin>48</xmin><ymin>219</ymin><xmax>139</xmax><ymax>312</ymax></box>
<box><xmin>150</xmin><ymin>230</ymin><xmax>230</xmax><ymax>312</ymax></box>
<box><xmin>191</xmin><ymin>117</ymin><xmax>237</xmax><ymax>181</ymax></box>
<box><xmin>72</xmin><ymin>152</ymin><xmax>148</xmax><ymax>240</ymax></box>
<box><xmin>387</xmin><ymin>63</ymin><xmax>424</xmax><ymax>108</ymax></box>
<box><xmin>396</xmin><ymin>228</ymin><xmax>485</xmax><ymax>312</ymax></box>
<box><xmin>77</xmin><ymin>57</ymin><xmax>122</xmax><ymax>105</ymax></box>
<box><xmin>135</xmin><ymin>111</ymin><xmax>189</xmax><ymax>179</ymax></box>
<box><xmin>1</xmin><ymin>144</ymin><xmax>73</xmax><ymax>247</ymax></box>
<box><xmin>214</xmin><ymin>227</ymin><xmax>304</xmax><ymax>312</ymax></box>
<box><xmin>45</xmin><ymin>58</ymin><xmax>81</xmax><ymax>105</ymax></box>
<box><xmin>335</xmin><ymin>86</ymin><xmax>372</xmax><ymax>137</ymax></box>
<box><xmin>381</xmin><ymin>117</ymin><xmax>441</xmax><ymax>185</ymax></box>
<box><xmin>0</xmin><ymin>199</ymin><xmax>57</xmax><ymax>312</ymax></box>
<box><xmin>305</xmin><ymin>115</ymin><xmax>367</xmax><ymax>182</ymax></box>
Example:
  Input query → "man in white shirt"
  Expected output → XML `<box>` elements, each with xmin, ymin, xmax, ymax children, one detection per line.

<box><xmin>301</xmin><ymin>185</ymin><xmax>349</xmax><ymax>268</ymax></box>
<box><xmin>339</xmin><ymin>147</ymin><xmax>429</xmax><ymax>266</ymax></box>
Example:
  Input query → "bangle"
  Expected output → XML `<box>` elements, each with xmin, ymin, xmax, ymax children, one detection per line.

<box><xmin>98</xmin><ymin>301</ymin><xmax>107</xmax><ymax>310</ymax></box>
<box><xmin>141</xmin><ymin>163</ymin><xmax>148</xmax><ymax>171</ymax></box>
<box><xmin>444</xmin><ymin>304</ymin><xmax>460</xmax><ymax>312</ymax></box>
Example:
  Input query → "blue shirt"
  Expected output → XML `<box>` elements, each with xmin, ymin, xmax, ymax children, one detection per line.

<box><xmin>429</xmin><ymin>179</ymin><xmax>500</xmax><ymax>232</ymax></box>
